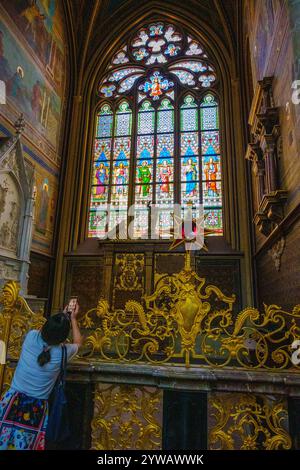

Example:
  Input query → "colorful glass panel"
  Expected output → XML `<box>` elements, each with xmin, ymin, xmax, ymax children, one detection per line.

<box><xmin>89</xmin><ymin>210</ymin><xmax>107</xmax><ymax>237</ymax></box>
<box><xmin>133</xmin><ymin>209</ymin><xmax>149</xmax><ymax>239</ymax></box>
<box><xmin>202</xmin><ymin>155</ymin><xmax>221</xmax><ymax>181</ymax></box>
<box><xmin>156</xmin><ymin>159</ymin><xmax>174</xmax><ymax>183</ymax></box>
<box><xmin>170</xmin><ymin>61</ymin><xmax>207</xmax><ymax>73</ymax></box>
<box><xmin>157</xmin><ymin>134</ymin><xmax>174</xmax><ymax>158</ymax></box>
<box><xmin>132</xmin><ymin>29</ymin><xmax>149</xmax><ymax>47</ymax></box>
<box><xmin>164</xmin><ymin>25</ymin><xmax>182</xmax><ymax>42</ymax></box>
<box><xmin>133</xmin><ymin>48</ymin><xmax>149</xmax><ymax>61</ymax></box>
<box><xmin>135</xmin><ymin>184</ymin><xmax>153</xmax><ymax>204</ymax></box>
<box><xmin>94</xmin><ymin>139</ymin><xmax>111</xmax><ymax>162</ymax></box>
<box><xmin>108</xmin><ymin>210</ymin><xmax>127</xmax><ymax>233</ymax></box>
<box><xmin>136</xmin><ymin>159</ymin><xmax>153</xmax><ymax>182</ymax></box>
<box><xmin>146</xmin><ymin>53</ymin><xmax>167</xmax><ymax>65</ymax></box>
<box><xmin>110</xmin><ymin>185</ymin><xmax>129</xmax><ymax>207</ymax></box>
<box><xmin>199</xmin><ymin>74</ymin><xmax>216</xmax><ymax>87</ymax></box>
<box><xmin>181</xmin><ymin>182</ymin><xmax>200</xmax><ymax>205</ymax></box>
<box><xmin>157</xmin><ymin>100</ymin><xmax>174</xmax><ymax>133</ymax></box>
<box><xmin>139</xmin><ymin>71</ymin><xmax>174</xmax><ymax>100</ymax></box>
<box><xmin>201</xmin><ymin>131</ymin><xmax>220</xmax><ymax>155</ymax></box>
<box><xmin>112</xmin><ymin>49</ymin><xmax>129</xmax><ymax>64</ymax></box>
<box><xmin>155</xmin><ymin>210</ymin><xmax>174</xmax><ymax>239</ymax></box>
<box><xmin>181</xmin><ymin>157</ymin><xmax>198</xmax><ymax>183</ymax></box>
<box><xmin>115</xmin><ymin>102</ymin><xmax>132</xmax><ymax>135</ymax></box>
<box><xmin>90</xmin><ymin>24</ymin><xmax>223</xmax><ymax>239</ymax></box>
<box><xmin>180</xmin><ymin>96</ymin><xmax>198</xmax><ymax>132</ymax></box>
<box><xmin>99</xmin><ymin>84</ymin><xmax>116</xmax><ymax>98</ymax></box>
<box><xmin>108</xmin><ymin>68</ymin><xmax>143</xmax><ymax>82</ymax></box>
<box><xmin>170</xmin><ymin>70</ymin><xmax>195</xmax><ymax>86</ymax></box>
<box><xmin>165</xmin><ymin>43</ymin><xmax>181</xmax><ymax>57</ymax></box>
<box><xmin>137</xmin><ymin>101</ymin><xmax>155</xmax><ymax>134</ymax></box>
<box><xmin>90</xmin><ymin>184</ymin><xmax>109</xmax><ymax>206</ymax></box>
<box><xmin>96</xmin><ymin>105</ymin><xmax>113</xmax><ymax>137</ymax></box>
<box><xmin>204</xmin><ymin>209</ymin><xmax>223</xmax><ymax>234</ymax></box>
<box><xmin>200</xmin><ymin>105</ymin><xmax>218</xmax><ymax>130</ymax></box>
<box><xmin>202</xmin><ymin>181</ymin><xmax>222</xmax><ymax>207</ymax></box>
<box><xmin>156</xmin><ymin>183</ymin><xmax>174</xmax><ymax>203</ymax></box>
<box><xmin>180</xmin><ymin>132</ymin><xmax>198</xmax><ymax>156</ymax></box>
<box><xmin>185</xmin><ymin>40</ymin><xmax>203</xmax><ymax>56</ymax></box>
<box><xmin>92</xmin><ymin>165</ymin><xmax>109</xmax><ymax>195</ymax></box>
<box><xmin>113</xmin><ymin>138</ymin><xmax>131</xmax><ymax>160</ymax></box>
<box><xmin>118</xmin><ymin>73</ymin><xmax>142</xmax><ymax>93</ymax></box>
<box><xmin>112</xmin><ymin>161</ymin><xmax>129</xmax><ymax>186</ymax></box>
<box><xmin>137</xmin><ymin>135</ymin><xmax>155</xmax><ymax>159</ymax></box>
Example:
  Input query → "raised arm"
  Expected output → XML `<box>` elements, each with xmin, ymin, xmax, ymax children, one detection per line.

<box><xmin>70</xmin><ymin>303</ymin><xmax>83</xmax><ymax>346</ymax></box>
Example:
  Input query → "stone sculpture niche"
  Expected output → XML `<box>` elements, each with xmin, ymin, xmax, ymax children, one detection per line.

<box><xmin>0</xmin><ymin>115</ymin><xmax>34</xmax><ymax>294</ymax></box>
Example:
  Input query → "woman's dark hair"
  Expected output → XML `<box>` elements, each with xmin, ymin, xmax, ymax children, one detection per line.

<box><xmin>37</xmin><ymin>313</ymin><xmax>70</xmax><ymax>366</ymax></box>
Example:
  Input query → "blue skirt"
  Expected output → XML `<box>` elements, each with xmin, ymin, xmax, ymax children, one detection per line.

<box><xmin>0</xmin><ymin>389</ymin><xmax>48</xmax><ymax>450</ymax></box>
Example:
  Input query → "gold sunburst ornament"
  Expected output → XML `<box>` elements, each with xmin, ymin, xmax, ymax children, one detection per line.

<box><xmin>169</xmin><ymin>212</ymin><xmax>214</xmax><ymax>251</ymax></box>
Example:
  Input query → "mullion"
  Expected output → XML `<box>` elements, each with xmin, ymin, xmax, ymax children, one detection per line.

<box><xmin>198</xmin><ymin>104</ymin><xmax>203</xmax><ymax>206</ymax></box>
<box><xmin>153</xmin><ymin>107</ymin><xmax>158</xmax><ymax>205</ymax></box>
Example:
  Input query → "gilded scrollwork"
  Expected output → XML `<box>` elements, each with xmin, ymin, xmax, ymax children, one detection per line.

<box><xmin>91</xmin><ymin>384</ymin><xmax>162</xmax><ymax>450</ymax></box>
<box><xmin>79</xmin><ymin>252</ymin><xmax>300</xmax><ymax>370</ymax></box>
<box><xmin>114</xmin><ymin>253</ymin><xmax>144</xmax><ymax>291</ymax></box>
<box><xmin>0</xmin><ymin>281</ymin><xmax>45</xmax><ymax>394</ymax></box>
<box><xmin>208</xmin><ymin>393</ymin><xmax>292</xmax><ymax>450</ymax></box>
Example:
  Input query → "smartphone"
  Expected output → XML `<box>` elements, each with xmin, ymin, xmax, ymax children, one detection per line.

<box><xmin>67</xmin><ymin>297</ymin><xmax>78</xmax><ymax>314</ymax></box>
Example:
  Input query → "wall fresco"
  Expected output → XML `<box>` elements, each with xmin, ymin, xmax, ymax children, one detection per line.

<box><xmin>0</xmin><ymin>0</ymin><xmax>66</xmax><ymax>257</ymax></box>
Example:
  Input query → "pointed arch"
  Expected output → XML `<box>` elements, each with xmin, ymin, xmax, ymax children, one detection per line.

<box><xmin>88</xmin><ymin>21</ymin><xmax>224</xmax><ymax>238</ymax></box>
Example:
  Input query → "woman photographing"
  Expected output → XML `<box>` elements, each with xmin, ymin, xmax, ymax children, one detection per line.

<box><xmin>0</xmin><ymin>301</ymin><xmax>82</xmax><ymax>450</ymax></box>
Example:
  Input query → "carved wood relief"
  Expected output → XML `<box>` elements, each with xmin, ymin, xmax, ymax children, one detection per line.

<box><xmin>246</xmin><ymin>77</ymin><xmax>288</xmax><ymax>237</ymax></box>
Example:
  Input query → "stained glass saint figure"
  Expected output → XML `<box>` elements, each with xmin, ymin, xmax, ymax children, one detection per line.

<box><xmin>138</xmin><ymin>160</ymin><xmax>151</xmax><ymax>196</ymax></box>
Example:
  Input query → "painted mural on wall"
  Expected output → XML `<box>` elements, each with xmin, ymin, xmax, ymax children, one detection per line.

<box><xmin>289</xmin><ymin>0</ymin><xmax>300</xmax><ymax>79</ymax></box>
<box><xmin>0</xmin><ymin>0</ymin><xmax>66</xmax><ymax>256</ymax></box>
<box><xmin>0</xmin><ymin>20</ymin><xmax>61</xmax><ymax>149</ymax></box>
<box><xmin>253</xmin><ymin>0</ymin><xmax>275</xmax><ymax>80</ymax></box>
<box><xmin>32</xmin><ymin>160</ymin><xmax>58</xmax><ymax>254</ymax></box>
<box><xmin>1</xmin><ymin>0</ymin><xmax>65</xmax><ymax>90</ymax></box>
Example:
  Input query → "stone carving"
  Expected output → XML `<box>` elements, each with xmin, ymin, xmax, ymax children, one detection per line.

<box><xmin>0</xmin><ymin>174</ymin><xmax>21</xmax><ymax>253</ymax></box>
<box><xmin>0</xmin><ymin>181</ymin><xmax>8</xmax><ymax>217</ymax></box>
<box><xmin>246</xmin><ymin>77</ymin><xmax>288</xmax><ymax>237</ymax></box>
<box><xmin>268</xmin><ymin>236</ymin><xmax>285</xmax><ymax>271</ymax></box>
<box><xmin>0</xmin><ymin>115</ymin><xmax>35</xmax><ymax>293</ymax></box>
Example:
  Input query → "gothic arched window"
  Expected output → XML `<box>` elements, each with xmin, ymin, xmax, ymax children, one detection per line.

<box><xmin>88</xmin><ymin>22</ymin><xmax>223</xmax><ymax>239</ymax></box>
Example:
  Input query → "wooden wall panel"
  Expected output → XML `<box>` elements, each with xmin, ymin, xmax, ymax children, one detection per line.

<box><xmin>256</xmin><ymin>220</ymin><xmax>300</xmax><ymax>310</ymax></box>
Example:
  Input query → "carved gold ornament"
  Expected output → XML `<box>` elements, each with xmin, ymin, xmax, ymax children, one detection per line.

<box><xmin>0</xmin><ymin>281</ymin><xmax>45</xmax><ymax>394</ymax></box>
<box><xmin>91</xmin><ymin>384</ymin><xmax>162</xmax><ymax>450</ymax></box>
<box><xmin>209</xmin><ymin>393</ymin><xmax>291</xmax><ymax>450</ymax></box>
<box><xmin>80</xmin><ymin>252</ymin><xmax>300</xmax><ymax>370</ymax></box>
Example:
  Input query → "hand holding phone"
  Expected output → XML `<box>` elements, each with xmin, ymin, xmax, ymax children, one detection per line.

<box><xmin>67</xmin><ymin>297</ymin><xmax>78</xmax><ymax>315</ymax></box>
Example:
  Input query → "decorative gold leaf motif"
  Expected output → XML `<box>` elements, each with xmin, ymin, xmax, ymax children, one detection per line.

<box><xmin>91</xmin><ymin>384</ymin><xmax>162</xmax><ymax>450</ymax></box>
<box><xmin>0</xmin><ymin>281</ymin><xmax>45</xmax><ymax>394</ymax></box>
<box><xmin>209</xmin><ymin>393</ymin><xmax>292</xmax><ymax>450</ymax></box>
<box><xmin>78</xmin><ymin>252</ymin><xmax>300</xmax><ymax>370</ymax></box>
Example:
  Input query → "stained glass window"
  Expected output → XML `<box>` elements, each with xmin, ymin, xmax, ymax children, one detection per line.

<box><xmin>200</xmin><ymin>94</ymin><xmax>222</xmax><ymax>233</ymax></box>
<box><xmin>88</xmin><ymin>22</ymin><xmax>223</xmax><ymax>239</ymax></box>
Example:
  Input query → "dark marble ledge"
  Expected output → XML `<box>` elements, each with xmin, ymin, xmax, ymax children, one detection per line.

<box><xmin>66</xmin><ymin>360</ymin><xmax>300</xmax><ymax>396</ymax></box>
